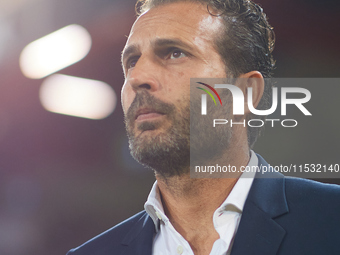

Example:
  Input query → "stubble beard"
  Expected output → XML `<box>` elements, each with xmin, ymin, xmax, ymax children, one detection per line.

<box><xmin>190</xmin><ymin>89</ymin><xmax>234</xmax><ymax>166</ymax></box>
<box><xmin>125</xmin><ymin>91</ymin><xmax>190</xmax><ymax>178</ymax></box>
<box><xmin>124</xmin><ymin>90</ymin><xmax>233</xmax><ymax>178</ymax></box>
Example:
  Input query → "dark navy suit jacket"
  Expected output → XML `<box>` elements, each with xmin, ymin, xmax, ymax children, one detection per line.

<box><xmin>67</xmin><ymin>155</ymin><xmax>340</xmax><ymax>255</ymax></box>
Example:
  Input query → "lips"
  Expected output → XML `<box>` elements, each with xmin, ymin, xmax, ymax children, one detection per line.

<box><xmin>135</xmin><ymin>108</ymin><xmax>165</xmax><ymax>121</ymax></box>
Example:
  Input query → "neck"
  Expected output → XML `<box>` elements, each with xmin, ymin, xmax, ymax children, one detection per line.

<box><xmin>156</xmin><ymin>148</ymin><xmax>249</xmax><ymax>215</ymax></box>
<box><xmin>154</xmin><ymin>141</ymin><xmax>250</xmax><ymax>254</ymax></box>
<box><xmin>156</xmin><ymin>174</ymin><xmax>239</xmax><ymax>217</ymax></box>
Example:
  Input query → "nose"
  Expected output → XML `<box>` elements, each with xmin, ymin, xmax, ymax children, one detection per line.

<box><xmin>125</xmin><ymin>56</ymin><xmax>160</xmax><ymax>92</ymax></box>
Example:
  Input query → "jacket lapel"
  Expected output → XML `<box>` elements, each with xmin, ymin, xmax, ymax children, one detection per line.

<box><xmin>120</xmin><ymin>212</ymin><xmax>155</xmax><ymax>255</ymax></box>
<box><xmin>231</xmin><ymin>155</ymin><xmax>289</xmax><ymax>255</ymax></box>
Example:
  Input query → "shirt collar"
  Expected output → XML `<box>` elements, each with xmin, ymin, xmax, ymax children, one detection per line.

<box><xmin>215</xmin><ymin>150</ymin><xmax>257</xmax><ymax>214</ymax></box>
<box><xmin>144</xmin><ymin>150</ymin><xmax>258</xmax><ymax>231</ymax></box>
<box><xmin>144</xmin><ymin>181</ymin><xmax>169</xmax><ymax>231</ymax></box>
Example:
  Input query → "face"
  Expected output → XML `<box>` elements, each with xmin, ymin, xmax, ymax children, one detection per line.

<box><xmin>121</xmin><ymin>2</ymin><xmax>229</xmax><ymax>177</ymax></box>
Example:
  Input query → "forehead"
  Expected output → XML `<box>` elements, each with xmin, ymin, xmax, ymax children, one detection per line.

<box><xmin>124</xmin><ymin>2</ymin><xmax>223</xmax><ymax>49</ymax></box>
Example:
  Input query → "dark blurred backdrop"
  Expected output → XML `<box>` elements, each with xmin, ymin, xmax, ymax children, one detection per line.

<box><xmin>0</xmin><ymin>0</ymin><xmax>339</xmax><ymax>254</ymax></box>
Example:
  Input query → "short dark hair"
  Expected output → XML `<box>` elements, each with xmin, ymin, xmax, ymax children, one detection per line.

<box><xmin>135</xmin><ymin>0</ymin><xmax>275</xmax><ymax>148</ymax></box>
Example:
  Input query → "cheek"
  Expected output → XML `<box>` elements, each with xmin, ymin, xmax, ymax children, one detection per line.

<box><xmin>121</xmin><ymin>84</ymin><xmax>133</xmax><ymax>114</ymax></box>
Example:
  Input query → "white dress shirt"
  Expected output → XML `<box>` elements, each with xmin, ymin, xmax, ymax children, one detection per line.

<box><xmin>144</xmin><ymin>151</ymin><xmax>258</xmax><ymax>255</ymax></box>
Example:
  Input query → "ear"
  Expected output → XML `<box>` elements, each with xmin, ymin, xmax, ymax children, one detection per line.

<box><xmin>238</xmin><ymin>71</ymin><xmax>264</xmax><ymax>114</ymax></box>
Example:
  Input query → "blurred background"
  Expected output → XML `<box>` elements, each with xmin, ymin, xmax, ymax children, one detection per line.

<box><xmin>0</xmin><ymin>0</ymin><xmax>339</xmax><ymax>254</ymax></box>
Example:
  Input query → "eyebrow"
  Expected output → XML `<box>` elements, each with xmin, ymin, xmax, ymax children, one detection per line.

<box><xmin>121</xmin><ymin>44</ymin><xmax>139</xmax><ymax>65</ymax></box>
<box><xmin>152</xmin><ymin>38</ymin><xmax>192</xmax><ymax>49</ymax></box>
<box><xmin>121</xmin><ymin>38</ymin><xmax>192</xmax><ymax>64</ymax></box>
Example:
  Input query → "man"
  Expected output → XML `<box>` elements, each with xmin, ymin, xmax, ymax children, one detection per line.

<box><xmin>67</xmin><ymin>0</ymin><xmax>340</xmax><ymax>254</ymax></box>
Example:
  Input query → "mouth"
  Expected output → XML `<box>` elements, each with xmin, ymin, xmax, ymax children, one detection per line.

<box><xmin>135</xmin><ymin>108</ymin><xmax>165</xmax><ymax>122</ymax></box>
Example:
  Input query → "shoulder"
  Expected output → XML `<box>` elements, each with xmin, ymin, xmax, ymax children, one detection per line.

<box><xmin>66</xmin><ymin>210</ymin><xmax>152</xmax><ymax>255</ymax></box>
<box><xmin>283</xmin><ymin>177</ymin><xmax>340</xmax><ymax>211</ymax></box>
<box><xmin>274</xmin><ymin>177</ymin><xmax>340</xmax><ymax>254</ymax></box>
<box><xmin>256</xmin><ymin>153</ymin><xmax>340</xmax><ymax>204</ymax></box>
<box><xmin>279</xmin><ymin>177</ymin><xmax>340</xmax><ymax>231</ymax></box>
<box><xmin>284</xmin><ymin>177</ymin><xmax>340</xmax><ymax>202</ymax></box>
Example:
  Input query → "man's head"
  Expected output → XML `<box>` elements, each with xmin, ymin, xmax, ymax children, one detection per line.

<box><xmin>121</xmin><ymin>0</ymin><xmax>275</xmax><ymax>177</ymax></box>
<box><xmin>136</xmin><ymin>0</ymin><xmax>275</xmax><ymax>77</ymax></box>
<box><xmin>136</xmin><ymin>0</ymin><xmax>275</xmax><ymax>147</ymax></box>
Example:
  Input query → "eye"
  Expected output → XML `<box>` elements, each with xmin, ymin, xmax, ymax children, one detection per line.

<box><xmin>169</xmin><ymin>49</ymin><xmax>186</xmax><ymax>59</ymax></box>
<box><xmin>126</xmin><ymin>57</ymin><xmax>139</xmax><ymax>70</ymax></box>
